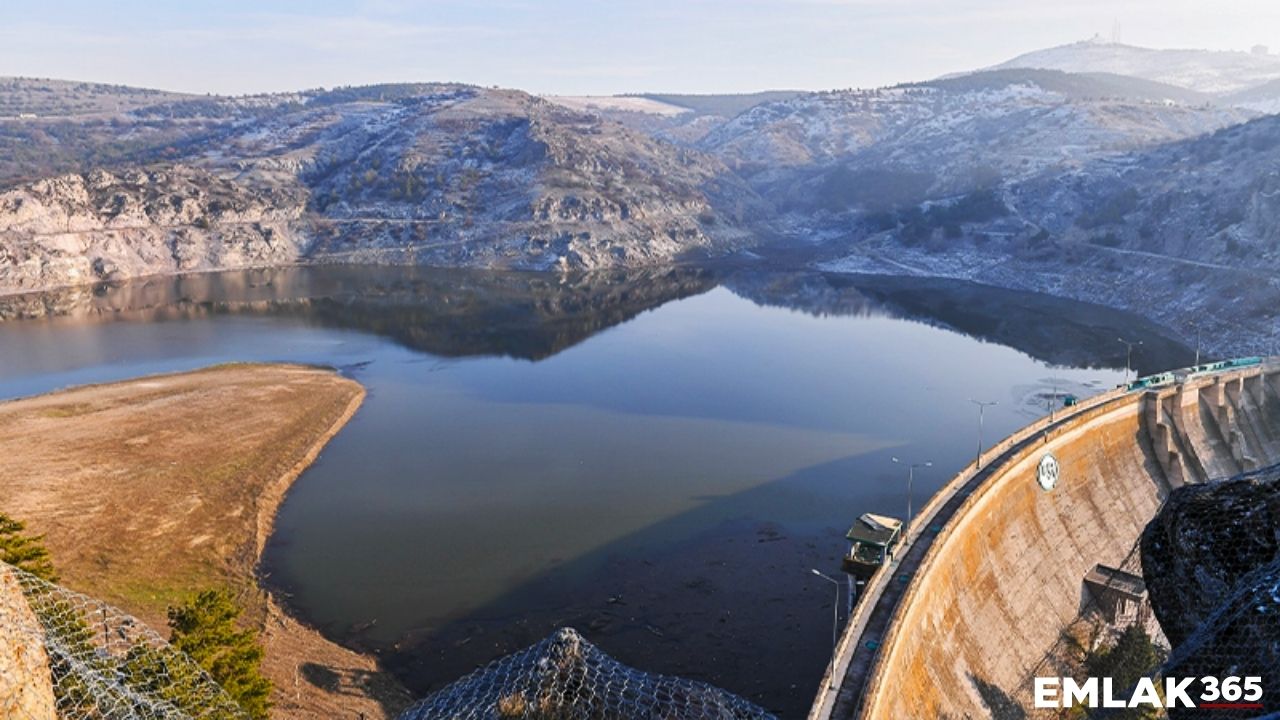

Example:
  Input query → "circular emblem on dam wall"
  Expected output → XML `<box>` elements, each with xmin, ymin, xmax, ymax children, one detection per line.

<box><xmin>1037</xmin><ymin>452</ymin><xmax>1060</xmax><ymax>491</ymax></box>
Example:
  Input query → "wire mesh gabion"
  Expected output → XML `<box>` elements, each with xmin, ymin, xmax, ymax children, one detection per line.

<box><xmin>1</xmin><ymin>559</ymin><xmax>775</xmax><ymax>720</ymax></box>
<box><xmin>395</xmin><ymin>628</ymin><xmax>777</xmax><ymax>720</ymax></box>
<box><xmin>1083</xmin><ymin>463</ymin><xmax>1280</xmax><ymax>720</ymax></box>
<box><xmin>0</xmin><ymin>562</ymin><xmax>248</xmax><ymax>720</ymax></box>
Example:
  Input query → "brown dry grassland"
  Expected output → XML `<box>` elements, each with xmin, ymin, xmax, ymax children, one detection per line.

<box><xmin>0</xmin><ymin>363</ymin><xmax>411</xmax><ymax>719</ymax></box>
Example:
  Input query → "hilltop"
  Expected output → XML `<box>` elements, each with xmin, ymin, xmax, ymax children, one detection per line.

<box><xmin>991</xmin><ymin>37</ymin><xmax>1280</xmax><ymax>95</ymax></box>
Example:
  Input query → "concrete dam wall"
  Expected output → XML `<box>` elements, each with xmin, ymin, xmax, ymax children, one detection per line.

<box><xmin>815</xmin><ymin>361</ymin><xmax>1280</xmax><ymax>720</ymax></box>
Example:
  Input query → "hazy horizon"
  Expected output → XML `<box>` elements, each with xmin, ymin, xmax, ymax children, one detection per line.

<box><xmin>2</xmin><ymin>1</ymin><xmax>1279</xmax><ymax>97</ymax></box>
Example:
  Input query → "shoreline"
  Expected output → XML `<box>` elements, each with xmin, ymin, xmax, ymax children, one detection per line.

<box><xmin>249</xmin><ymin>379</ymin><xmax>415</xmax><ymax>719</ymax></box>
<box><xmin>252</xmin><ymin>377</ymin><xmax>365</xmax><ymax>562</ymax></box>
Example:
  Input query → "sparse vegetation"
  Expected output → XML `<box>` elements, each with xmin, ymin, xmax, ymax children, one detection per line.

<box><xmin>0</xmin><ymin>512</ymin><xmax>56</xmax><ymax>581</ymax></box>
<box><xmin>1076</xmin><ymin>625</ymin><xmax>1165</xmax><ymax>719</ymax></box>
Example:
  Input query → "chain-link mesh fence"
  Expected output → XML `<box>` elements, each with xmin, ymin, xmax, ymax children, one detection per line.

<box><xmin>397</xmin><ymin>627</ymin><xmax>776</xmax><ymax>720</ymax></box>
<box><xmin>1</xmin><ymin>559</ymin><xmax>773</xmax><ymax>720</ymax></box>
<box><xmin>0</xmin><ymin>562</ymin><xmax>247</xmax><ymax>720</ymax></box>
<box><xmin>1081</xmin><ymin>463</ymin><xmax>1280</xmax><ymax>720</ymax></box>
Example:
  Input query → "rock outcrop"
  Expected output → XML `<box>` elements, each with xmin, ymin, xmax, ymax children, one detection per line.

<box><xmin>0</xmin><ymin>166</ymin><xmax>308</xmax><ymax>294</ymax></box>
<box><xmin>1140</xmin><ymin>469</ymin><xmax>1280</xmax><ymax>718</ymax></box>
<box><xmin>1141</xmin><ymin>471</ymin><xmax>1280</xmax><ymax>645</ymax></box>
<box><xmin>0</xmin><ymin>565</ymin><xmax>56</xmax><ymax>720</ymax></box>
<box><xmin>0</xmin><ymin>86</ymin><xmax>764</xmax><ymax>294</ymax></box>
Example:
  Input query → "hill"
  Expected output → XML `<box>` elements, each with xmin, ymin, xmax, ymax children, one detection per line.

<box><xmin>991</xmin><ymin>38</ymin><xmax>1280</xmax><ymax>95</ymax></box>
<box><xmin>0</xmin><ymin>83</ymin><xmax>765</xmax><ymax>293</ymax></box>
<box><xmin>699</xmin><ymin>69</ymin><xmax>1252</xmax><ymax>213</ymax></box>
<box><xmin>0</xmin><ymin>77</ymin><xmax>192</xmax><ymax>118</ymax></box>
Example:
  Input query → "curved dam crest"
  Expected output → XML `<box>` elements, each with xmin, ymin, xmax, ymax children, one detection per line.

<box><xmin>815</xmin><ymin>360</ymin><xmax>1280</xmax><ymax>719</ymax></box>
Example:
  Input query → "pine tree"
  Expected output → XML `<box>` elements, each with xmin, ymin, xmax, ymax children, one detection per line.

<box><xmin>1084</xmin><ymin>624</ymin><xmax>1164</xmax><ymax>719</ymax></box>
<box><xmin>168</xmin><ymin>590</ymin><xmax>273</xmax><ymax>719</ymax></box>
<box><xmin>0</xmin><ymin>512</ymin><xmax>57</xmax><ymax>581</ymax></box>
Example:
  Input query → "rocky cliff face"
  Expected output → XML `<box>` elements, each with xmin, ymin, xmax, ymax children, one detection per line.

<box><xmin>0</xmin><ymin>84</ymin><xmax>762</xmax><ymax>293</ymax></box>
<box><xmin>1141</xmin><ymin>469</ymin><xmax>1280</xmax><ymax>718</ymax></box>
<box><xmin>0</xmin><ymin>565</ymin><xmax>56</xmax><ymax>720</ymax></box>
<box><xmin>0</xmin><ymin>166</ymin><xmax>308</xmax><ymax>294</ymax></box>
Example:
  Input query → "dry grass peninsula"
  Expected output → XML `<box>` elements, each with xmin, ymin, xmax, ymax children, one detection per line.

<box><xmin>0</xmin><ymin>363</ymin><xmax>411</xmax><ymax>719</ymax></box>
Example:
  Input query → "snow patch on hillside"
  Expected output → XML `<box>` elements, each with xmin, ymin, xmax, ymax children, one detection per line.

<box><xmin>542</xmin><ymin>96</ymin><xmax>691</xmax><ymax>117</ymax></box>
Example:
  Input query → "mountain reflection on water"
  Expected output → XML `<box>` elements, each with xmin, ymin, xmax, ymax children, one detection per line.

<box><xmin>0</xmin><ymin>265</ymin><xmax>1189</xmax><ymax>373</ymax></box>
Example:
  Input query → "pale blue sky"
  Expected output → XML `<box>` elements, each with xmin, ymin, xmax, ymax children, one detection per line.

<box><xmin>2</xmin><ymin>1</ymin><xmax>1277</xmax><ymax>96</ymax></box>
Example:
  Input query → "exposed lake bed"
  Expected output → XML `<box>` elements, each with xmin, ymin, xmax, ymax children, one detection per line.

<box><xmin>0</xmin><ymin>265</ymin><xmax>1193</xmax><ymax>716</ymax></box>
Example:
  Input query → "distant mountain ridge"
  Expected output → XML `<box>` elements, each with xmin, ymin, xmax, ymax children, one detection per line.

<box><xmin>991</xmin><ymin>38</ymin><xmax>1280</xmax><ymax>98</ymax></box>
<box><xmin>698</xmin><ymin>68</ymin><xmax>1253</xmax><ymax>213</ymax></box>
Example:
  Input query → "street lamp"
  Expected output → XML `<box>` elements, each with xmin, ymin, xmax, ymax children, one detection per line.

<box><xmin>1118</xmin><ymin>337</ymin><xmax>1143</xmax><ymax>383</ymax></box>
<box><xmin>891</xmin><ymin>457</ymin><xmax>931</xmax><ymax>541</ymax></box>
<box><xmin>970</xmin><ymin>399</ymin><xmax>998</xmax><ymax>469</ymax></box>
<box><xmin>1190</xmin><ymin>322</ymin><xmax>1203</xmax><ymax>366</ymax></box>
<box><xmin>811</xmin><ymin>569</ymin><xmax>841</xmax><ymax>652</ymax></box>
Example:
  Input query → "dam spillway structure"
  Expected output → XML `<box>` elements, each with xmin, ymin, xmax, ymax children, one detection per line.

<box><xmin>810</xmin><ymin>358</ymin><xmax>1280</xmax><ymax>720</ymax></box>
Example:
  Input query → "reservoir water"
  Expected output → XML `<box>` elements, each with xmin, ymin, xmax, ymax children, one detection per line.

<box><xmin>0</xmin><ymin>265</ymin><xmax>1192</xmax><ymax>716</ymax></box>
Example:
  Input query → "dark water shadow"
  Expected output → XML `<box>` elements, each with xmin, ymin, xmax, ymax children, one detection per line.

<box><xmin>724</xmin><ymin>270</ymin><xmax>1193</xmax><ymax>374</ymax></box>
<box><xmin>292</xmin><ymin>446</ymin><xmax>924</xmax><ymax>718</ymax></box>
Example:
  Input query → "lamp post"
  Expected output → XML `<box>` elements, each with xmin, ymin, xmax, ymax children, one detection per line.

<box><xmin>1118</xmin><ymin>337</ymin><xmax>1143</xmax><ymax>383</ymax></box>
<box><xmin>811</xmin><ymin>569</ymin><xmax>841</xmax><ymax>653</ymax></box>
<box><xmin>1047</xmin><ymin>379</ymin><xmax>1061</xmax><ymax>422</ymax></box>
<box><xmin>970</xmin><ymin>399</ymin><xmax>998</xmax><ymax>469</ymax></box>
<box><xmin>891</xmin><ymin>457</ymin><xmax>931</xmax><ymax>541</ymax></box>
<box><xmin>1191</xmin><ymin>322</ymin><xmax>1203</xmax><ymax>366</ymax></box>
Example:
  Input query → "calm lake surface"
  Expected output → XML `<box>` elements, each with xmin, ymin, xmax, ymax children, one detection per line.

<box><xmin>0</xmin><ymin>265</ymin><xmax>1192</xmax><ymax>716</ymax></box>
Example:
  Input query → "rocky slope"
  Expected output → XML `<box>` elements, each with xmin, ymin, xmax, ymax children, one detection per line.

<box><xmin>815</xmin><ymin>112</ymin><xmax>1280</xmax><ymax>356</ymax></box>
<box><xmin>0</xmin><ymin>83</ymin><xmax>762</xmax><ymax>292</ymax></box>
<box><xmin>0</xmin><ymin>166</ymin><xmax>307</xmax><ymax>294</ymax></box>
<box><xmin>1140</xmin><ymin>467</ymin><xmax>1280</xmax><ymax>717</ymax></box>
<box><xmin>700</xmin><ymin>69</ymin><xmax>1253</xmax><ymax>215</ymax></box>
<box><xmin>2</xmin><ymin>59</ymin><xmax>1280</xmax><ymax>354</ymax></box>
<box><xmin>283</xmin><ymin>87</ymin><xmax>762</xmax><ymax>270</ymax></box>
<box><xmin>699</xmin><ymin>69</ymin><xmax>1280</xmax><ymax>357</ymax></box>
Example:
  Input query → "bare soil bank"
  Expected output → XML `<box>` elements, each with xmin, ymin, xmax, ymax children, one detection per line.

<box><xmin>0</xmin><ymin>363</ymin><xmax>411</xmax><ymax>719</ymax></box>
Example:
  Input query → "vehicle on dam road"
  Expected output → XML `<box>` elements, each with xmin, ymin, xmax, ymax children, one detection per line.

<box><xmin>843</xmin><ymin>513</ymin><xmax>903</xmax><ymax>580</ymax></box>
<box><xmin>1123</xmin><ymin>357</ymin><xmax>1263</xmax><ymax>393</ymax></box>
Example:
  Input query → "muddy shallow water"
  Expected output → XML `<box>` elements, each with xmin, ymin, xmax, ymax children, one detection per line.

<box><xmin>0</xmin><ymin>265</ymin><xmax>1191</xmax><ymax>716</ymax></box>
